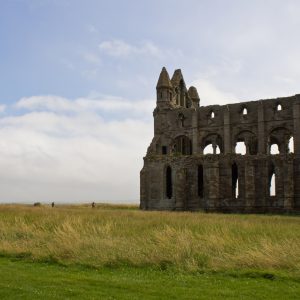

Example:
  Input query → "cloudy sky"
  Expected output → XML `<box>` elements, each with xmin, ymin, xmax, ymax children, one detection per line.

<box><xmin>0</xmin><ymin>0</ymin><xmax>300</xmax><ymax>203</ymax></box>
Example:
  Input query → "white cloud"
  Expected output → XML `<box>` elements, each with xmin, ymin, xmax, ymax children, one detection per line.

<box><xmin>191</xmin><ymin>78</ymin><xmax>238</xmax><ymax>106</ymax></box>
<box><xmin>286</xmin><ymin>2</ymin><xmax>300</xmax><ymax>24</ymax></box>
<box><xmin>0</xmin><ymin>105</ymin><xmax>6</xmax><ymax>113</ymax></box>
<box><xmin>98</xmin><ymin>39</ymin><xmax>162</xmax><ymax>58</ymax></box>
<box><xmin>0</xmin><ymin>95</ymin><xmax>154</xmax><ymax>203</ymax></box>
<box><xmin>15</xmin><ymin>95</ymin><xmax>154</xmax><ymax>118</ymax></box>
<box><xmin>82</xmin><ymin>69</ymin><xmax>99</xmax><ymax>80</ymax></box>
<box><xmin>83</xmin><ymin>52</ymin><xmax>101</xmax><ymax>65</ymax></box>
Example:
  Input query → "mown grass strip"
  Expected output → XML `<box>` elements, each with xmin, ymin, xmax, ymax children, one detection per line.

<box><xmin>0</xmin><ymin>257</ymin><xmax>299</xmax><ymax>300</ymax></box>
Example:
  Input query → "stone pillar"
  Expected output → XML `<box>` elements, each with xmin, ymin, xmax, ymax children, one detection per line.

<box><xmin>258</xmin><ymin>101</ymin><xmax>266</xmax><ymax>154</ymax></box>
<box><xmin>205</xmin><ymin>159</ymin><xmax>219</xmax><ymax>209</ymax></box>
<box><xmin>175</xmin><ymin>168</ymin><xmax>187</xmax><ymax>210</ymax></box>
<box><xmin>192</xmin><ymin>110</ymin><xmax>198</xmax><ymax>154</ymax></box>
<box><xmin>293</xmin><ymin>101</ymin><xmax>300</xmax><ymax>210</ymax></box>
<box><xmin>245</xmin><ymin>160</ymin><xmax>255</xmax><ymax>209</ymax></box>
<box><xmin>293</xmin><ymin>101</ymin><xmax>300</xmax><ymax>155</ymax></box>
<box><xmin>140</xmin><ymin>164</ymin><xmax>148</xmax><ymax>209</ymax></box>
<box><xmin>261</xmin><ymin>160</ymin><xmax>269</xmax><ymax>210</ymax></box>
<box><xmin>223</xmin><ymin>105</ymin><xmax>231</xmax><ymax>154</ymax></box>
<box><xmin>212</xmin><ymin>144</ymin><xmax>217</xmax><ymax>155</ymax></box>
<box><xmin>254</xmin><ymin>158</ymin><xmax>267</xmax><ymax>210</ymax></box>
<box><xmin>218</xmin><ymin>159</ymin><xmax>231</xmax><ymax>207</ymax></box>
<box><xmin>149</xmin><ymin>164</ymin><xmax>163</xmax><ymax>209</ymax></box>
<box><xmin>284</xmin><ymin>159</ymin><xmax>294</xmax><ymax>210</ymax></box>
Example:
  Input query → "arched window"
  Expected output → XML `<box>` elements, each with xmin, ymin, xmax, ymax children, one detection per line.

<box><xmin>210</xmin><ymin>111</ymin><xmax>215</xmax><ymax>119</ymax></box>
<box><xmin>276</xmin><ymin>104</ymin><xmax>282</xmax><ymax>111</ymax></box>
<box><xmin>269</xmin><ymin>164</ymin><xmax>276</xmax><ymax>196</ymax></box>
<box><xmin>166</xmin><ymin>166</ymin><xmax>172</xmax><ymax>199</ymax></box>
<box><xmin>162</xmin><ymin>146</ymin><xmax>167</xmax><ymax>155</ymax></box>
<box><xmin>270</xmin><ymin>144</ymin><xmax>279</xmax><ymax>155</ymax></box>
<box><xmin>203</xmin><ymin>144</ymin><xmax>220</xmax><ymax>155</ymax></box>
<box><xmin>235</xmin><ymin>141</ymin><xmax>246</xmax><ymax>155</ymax></box>
<box><xmin>235</xmin><ymin>130</ymin><xmax>257</xmax><ymax>155</ymax></box>
<box><xmin>174</xmin><ymin>136</ymin><xmax>192</xmax><ymax>155</ymax></box>
<box><xmin>198</xmin><ymin>165</ymin><xmax>204</xmax><ymax>198</ymax></box>
<box><xmin>288</xmin><ymin>136</ymin><xmax>294</xmax><ymax>153</ymax></box>
<box><xmin>269</xmin><ymin>127</ymin><xmax>291</xmax><ymax>155</ymax></box>
<box><xmin>232</xmin><ymin>163</ymin><xmax>239</xmax><ymax>199</ymax></box>
<box><xmin>202</xmin><ymin>133</ymin><xmax>223</xmax><ymax>155</ymax></box>
<box><xmin>242</xmin><ymin>108</ymin><xmax>248</xmax><ymax>115</ymax></box>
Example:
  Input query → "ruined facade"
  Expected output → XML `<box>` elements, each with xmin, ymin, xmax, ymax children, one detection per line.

<box><xmin>140</xmin><ymin>67</ymin><xmax>300</xmax><ymax>213</ymax></box>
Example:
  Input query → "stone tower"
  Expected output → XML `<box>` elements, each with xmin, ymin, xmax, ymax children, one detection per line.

<box><xmin>140</xmin><ymin>67</ymin><xmax>300</xmax><ymax>213</ymax></box>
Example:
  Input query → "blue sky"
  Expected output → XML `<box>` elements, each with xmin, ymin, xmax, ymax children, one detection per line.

<box><xmin>0</xmin><ymin>1</ymin><xmax>299</xmax><ymax>203</ymax></box>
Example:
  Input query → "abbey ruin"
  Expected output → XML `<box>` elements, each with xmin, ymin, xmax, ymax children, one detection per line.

<box><xmin>140</xmin><ymin>67</ymin><xmax>300</xmax><ymax>213</ymax></box>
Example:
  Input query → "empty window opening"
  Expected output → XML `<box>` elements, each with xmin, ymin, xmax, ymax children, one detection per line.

<box><xmin>288</xmin><ymin>137</ymin><xmax>294</xmax><ymax>153</ymax></box>
<box><xmin>232</xmin><ymin>163</ymin><xmax>239</xmax><ymax>199</ymax></box>
<box><xmin>175</xmin><ymin>136</ymin><xmax>192</xmax><ymax>155</ymax></box>
<box><xmin>160</xmin><ymin>92</ymin><xmax>163</xmax><ymax>99</ymax></box>
<box><xmin>236</xmin><ymin>179</ymin><xmax>239</xmax><ymax>198</ymax></box>
<box><xmin>169</xmin><ymin>92</ymin><xmax>172</xmax><ymax>101</ymax></box>
<box><xmin>270</xmin><ymin>174</ymin><xmax>276</xmax><ymax>196</ymax></box>
<box><xmin>269</xmin><ymin>165</ymin><xmax>276</xmax><ymax>196</ymax></box>
<box><xmin>235</xmin><ymin>141</ymin><xmax>246</xmax><ymax>155</ymax></box>
<box><xmin>242</xmin><ymin>108</ymin><xmax>248</xmax><ymax>115</ymax></box>
<box><xmin>162</xmin><ymin>146</ymin><xmax>167</xmax><ymax>155</ymax></box>
<box><xmin>198</xmin><ymin>165</ymin><xmax>204</xmax><ymax>198</ymax></box>
<box><xmin>166</xmin><ymin>166</ymin><xmax>172</xmax><ymax>199</ymax></box>
<box><xmin>210</xmin><ymin>111</ymin><xmax>215</xmax><ymax>118</ymax></box>
<box><xmin>270</xmin><ymin>144</ymin><xmax>279</xmax><ymax>154</ymax></box>
<box><xmin>277</xmin><ymin>104</ymin><xmax>282</xmax><ymax>111</ymax></box>
<box><xmin>203</xmin><ymin>144</ymin><xmax>220</xmax><ymax>155</ymax></box>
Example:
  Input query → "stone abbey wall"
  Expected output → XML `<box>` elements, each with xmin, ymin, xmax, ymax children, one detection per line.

<box><xmin>140</xmin><ymin>67</ymin><xmax>300</xmax><ymax>212</ymax></box>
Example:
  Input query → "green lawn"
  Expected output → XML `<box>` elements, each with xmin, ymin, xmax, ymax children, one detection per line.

<box><xmin>0</xmin><ymin>258</ymin><xmax>299</xmax><ymax>300</ymax></box>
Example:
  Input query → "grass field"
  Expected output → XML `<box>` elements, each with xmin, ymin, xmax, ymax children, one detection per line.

<box><xmin>0</xmin><ymin>204</ymin><xmax>299</xmax><ymax>298</ymax></box>
<box><xmin>0</xmin><ymin>257</ymin><xmax>299</xmax><ymax>299</ymax></box>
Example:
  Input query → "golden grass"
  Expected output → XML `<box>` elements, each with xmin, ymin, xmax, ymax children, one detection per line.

<box><xmin>0</xmin><ymin>204</ymin><xmax>299</xmax><ymax>273</ymax></box>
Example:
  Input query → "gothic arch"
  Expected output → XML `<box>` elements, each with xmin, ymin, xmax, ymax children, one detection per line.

<box><xmin>268</xmin><ymin>127</ymin><xmax>292</xmax><ymax>154</ymax></box>
<box><xmin>234</xmin><ymin>130</ymin><xmax>257</xmax><ymax>155</ymax></box>
<box><xmin>201</xmin><ymin>133</ymin><xmax>223</xmax><ymax>154</ymax></box>
<box><xmin>172</xmin><ymin>135</ymin><xmax>192</xmax><ymax>155</ymax></box>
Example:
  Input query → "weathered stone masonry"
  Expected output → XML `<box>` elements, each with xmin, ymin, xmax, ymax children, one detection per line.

<box><xmin>140</xmin><ymin>67</ymin><xmax>300</xmax><ymax>213</ymax></box>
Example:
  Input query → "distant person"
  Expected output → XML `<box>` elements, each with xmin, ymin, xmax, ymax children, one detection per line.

<box><xmin>92</xmin><ymin>202</ymin><xmax>96</xmax><ymax>208</ymax></box>
<box><xmin>51</xmin><ymin>202</ymin><xmax>55</xmax><ymax>208</ymax></box>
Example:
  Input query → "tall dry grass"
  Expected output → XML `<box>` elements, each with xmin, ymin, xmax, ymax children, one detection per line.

<box><xmin>0</xmin><ymin>204</ymin><xmax>299</xmax><ymax>273</ymax></box>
